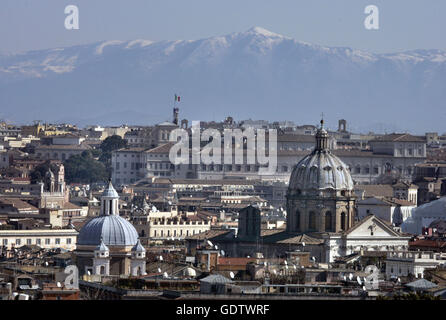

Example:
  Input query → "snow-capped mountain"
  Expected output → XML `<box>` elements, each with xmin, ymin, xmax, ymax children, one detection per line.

<box><xmin>1</xmin><ymin>26</ymin><xmax>445</xmax><ymax>132</ymax></box>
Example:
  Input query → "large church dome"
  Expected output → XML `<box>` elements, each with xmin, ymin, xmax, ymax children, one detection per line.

<box><xmin>288</xmin><ymin>122</ymin><xmax>354</xmax><ymax>193</ymax></box>
<box><xmin>77</xmin><ymin>181</ymin><xmax>139</xmax><ymax>246</ymax></box>
<box><xmin>286</xmin><ymin>120</ymin><xmax>356</xmax><ymax>234</ymax></box>
<box><xmin>77</xmin><ymin>214</ymin><xmax>139</xmax><ymax>246</ymax></box>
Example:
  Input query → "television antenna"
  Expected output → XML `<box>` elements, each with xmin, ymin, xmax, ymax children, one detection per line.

<box><xmin>229</xmin><ymin>272</ymin><xmax>235</xmax><ymax>279</ymax></box>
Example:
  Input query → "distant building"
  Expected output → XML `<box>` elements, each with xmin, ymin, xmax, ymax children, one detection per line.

<box><xmin>0</xmin><ymin>229</ymin><xmax>78</xmax><ymax>250</ymax></box>
<box><xmin>385</xmin><ymin>251</ymin><xmax>445</xmax><ymax>280</ymax></box>
<box><xmin>357</xmin><ymin>197</ymin><xmax>416</xmax><ymax>226</ymax></box>
<box><xmin>34</xmin><ymin>144</ymin><xmax>91</xmax><ymax>161</ymax></box>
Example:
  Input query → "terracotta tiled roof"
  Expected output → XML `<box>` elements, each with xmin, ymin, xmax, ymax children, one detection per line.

<box><xmin>35</xmin><ymin>144</ymin><xmax>91</xmax><ymax>150</ymax></box>
<box><xmin>409</xmin><ymin>239</ymin><xmax>446</xmax><ymax>249</ymax></box>
<box><xmin>354</xmin><ymin>184</ymin><xmax>394</xmax><ymax>198</ymax></box>
<box><xmin>217</xmin><ymin>257</ymin><xmax>256</xmax><ymax>266</ymax></box>
<box><xmin>145</xmin><ymin>142</ymin><xmax>175</xmax><ymax>154</ymax></box>
<box><xmin>0</xmin><ymin>198</ymin><xmax>39</xmax><ymax>211</ymax></box>
<box><xmin>115</xmin><ymin>147</ymin><xmax>148</xmax><ymax>152</ymax></box>
<box><xmin>185</xmin><ymin>229</ymin><xmax>231</xmax><ymax>240</ymax></box>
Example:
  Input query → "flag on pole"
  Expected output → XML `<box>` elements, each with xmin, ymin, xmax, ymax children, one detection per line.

<box><xmin>174</xmin><ymin>94</ymin><xmax>180</xmax><ymax>102</ymax></box>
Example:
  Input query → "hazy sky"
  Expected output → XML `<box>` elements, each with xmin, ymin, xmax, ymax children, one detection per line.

<box><xmin>1</xmin><ymin>0</ymin><xmax>445</xmax><ymax>54</ymax></box>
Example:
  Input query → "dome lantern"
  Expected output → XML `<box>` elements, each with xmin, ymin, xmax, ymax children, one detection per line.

<box><xmin>315</xmin><ymin>119</ymin><xmax>329</xmax><ymax>151</ymax></box>
<box><xmin>101</xmin><ymin>180</ymin><xmax>119</xmax><ymax>216</ymax></box>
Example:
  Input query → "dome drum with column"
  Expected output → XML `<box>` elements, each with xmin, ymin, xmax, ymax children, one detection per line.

<box><xmin>286</xmin><ymin>120</ymin><xmax>356</xmax><ymax>234</ymax></box>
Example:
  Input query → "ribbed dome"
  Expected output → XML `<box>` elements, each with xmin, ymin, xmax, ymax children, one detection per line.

<box><xmin>288</xmin><ymin>150</ymin><xmax>354</xmax><ymax>192</ymax></box>
<box><xmin>77</xmin><ymin>215</ymin><xmax>139</xmax><ymax>246</ymax></box>
<box><xmin>288</xmin><ymin>119</ymin><xmax>354</xmax><ymax>192</ymax></box>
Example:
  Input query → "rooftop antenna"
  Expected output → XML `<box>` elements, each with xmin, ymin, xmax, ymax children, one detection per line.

<box><xmin>56</xmin><ymin>282</ymin><xmax>61</xmax><ymax>288</ymax></box>
<box><xmin>163</xmin><ymin>272</ymin><xmax>168</xmax><ymax>278</ymax></box>
<box><xmin>207</xmin><ymin>240</ymin><xmax>213</xmax><ymax>247</ymax></box>
<box><xmin>220</xmin><ymin>250</ymin><xmax>225</xmax><ymax>256</ymax></box>
<box><xmin>229</xmin><ymin>271</ymin><xmax>235</xmax><ymax>279</ymax></box>
<box><xmin>87</xmin><ymin>270</ymin><xmax>91</xmax><ymax>276</ymax></box>
<box><xmin>349</xmin><ymin>273</ymin><xmax>353</xmax><ymax>281</ymax></box>
<box><xmin>357</xmin><ymin>276</ymin><xmax>363</xmax><ymax>285</ymax></box>
<box><xmin>159</xmin><ymin>255</ymin><xmax>163</xmax><ymax>261</ymax></box>
<box><xmin>157</xmin><ymin>268</ymin><xmax>162</xmax><ymax>273</ymax></box>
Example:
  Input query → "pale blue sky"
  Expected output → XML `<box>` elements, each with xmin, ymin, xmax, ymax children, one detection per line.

<box><xmin>1</xmin><ymin>0</ymin><xmax>445</xmax><ymax>54</ymax></box>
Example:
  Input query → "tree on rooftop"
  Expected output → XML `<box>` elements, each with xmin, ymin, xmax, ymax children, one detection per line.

<box><xmin>30</xmin><ymin>161</ymin><xmax>58</xmax><ymax>184</ymax></box>
<box><xmin>63</xmin><ymin>150</ymin><xmax>108</xmax><ymax>183</ymax></box>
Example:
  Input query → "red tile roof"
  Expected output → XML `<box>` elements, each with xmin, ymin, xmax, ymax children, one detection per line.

<box><xmin>217</xmin><ymin>257</ymin><xmax>256</xmax><ymax>266</ymax></box>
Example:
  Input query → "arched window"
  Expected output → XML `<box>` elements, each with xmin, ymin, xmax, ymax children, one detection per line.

<box><xmin>100</xmin><ymin>265</ymin><xmax>105</xmax><ymax>275</ymax></box>
<box><xmin>325</xmin><ymin>211</ymin><xmax>333</xmax><ymax>232</ymax></box>
<box><xmin>309</xmin><ymin>211</ymin><xmax>316</xmax><ymax>230</ymax></box>
<box><xmin>340</xmin><ymin>212</ymin><xmax>346</xmax><ymax>231</ymax></box>
<box><xmin>295</xmin><ymin>210</ymin><xmax>300</xmax><ymax>231</ymax></box>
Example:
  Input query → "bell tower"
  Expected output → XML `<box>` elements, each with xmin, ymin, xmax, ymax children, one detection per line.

<box><xmin>93</xmin><ymin>239</ymin><xmax>110</xmax><ymax>276</ymax></box>
<box><xmin>130</xmin><ymin>239</ymin><xmax>147</xmax><ymax>276</ymax></box>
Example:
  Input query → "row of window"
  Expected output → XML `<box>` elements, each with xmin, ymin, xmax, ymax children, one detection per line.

<box><xmin>114</xmin><ymin>153</ymin><xmax>141</xmax><ymax>158</ymax></box>
<box><xmin>152</xmin><ymin>228</ymin><xmax>202</xmax><ymax>237</ymax></box>
<box><xmin>2</xmin><ymin>237</ymin><xmax>72</xmax><ymax>246</ymax></box>
<box><xmin>36</xmin><ymin>152</ymin><xmax>77</xmax><ymax>160</ymax></box>
<box><xmin>397</xmin><ymin>147</ymin><xmax>423</xmax><ymax>156</ymax></box>
<box><xmin>148</xmin><ymin>162</ymin><xmax>174</xmax><ymax>170</ymax></box>
<box><xmin>115</xmin><ymin>162</ymin><xmax>142</xmax><ymax>170</ymax></box>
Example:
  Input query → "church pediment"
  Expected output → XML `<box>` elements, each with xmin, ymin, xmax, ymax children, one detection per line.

<box><xmin>345</xmin><ymin>215</ymin><xmax>402</xmax><ymax>238</ymax></box>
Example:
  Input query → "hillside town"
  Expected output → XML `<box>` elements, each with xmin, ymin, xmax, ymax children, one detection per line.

<box><xmin>1</xmin><ymin>109</ymin><xmax>446</xmax><ymax>301</ymax></box>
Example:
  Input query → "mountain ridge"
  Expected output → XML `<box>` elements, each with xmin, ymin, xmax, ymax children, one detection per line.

<box><xmin>0</xmin><ymin>27</ymin><xmax>445</xmax><ymax>133</ymax></box>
